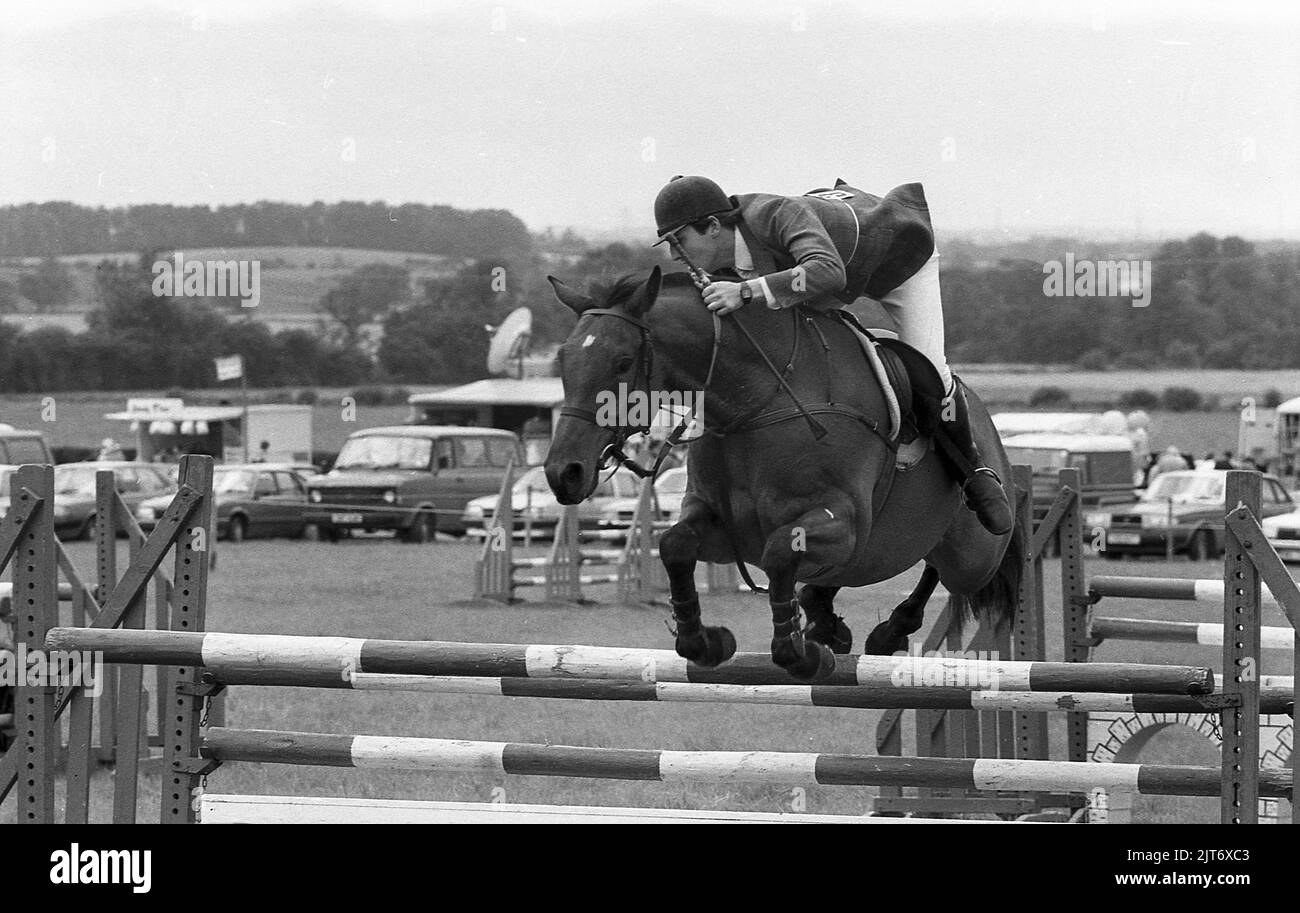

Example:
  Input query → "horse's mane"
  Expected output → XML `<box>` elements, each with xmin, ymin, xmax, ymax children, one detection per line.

<box><xmin>590</xmin><ymin>270</ymin><xmax>697</xmax><ymax>308</ymax></box>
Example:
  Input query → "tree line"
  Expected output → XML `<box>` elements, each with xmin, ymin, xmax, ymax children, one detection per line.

<box><xmin>0</xmin><ymin>229</ymin><xmax>1296</xmax><ymax>395</ymax></box>
<box><xmin>0</xmin><ymin>201</ymin><xmax>534</xmax><ymax>260</ymax></box>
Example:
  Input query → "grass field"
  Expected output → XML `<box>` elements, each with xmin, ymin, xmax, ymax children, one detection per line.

<box><xmin>22</xmin><ymin>535</ymin><xmax>1294</xmax><ymax>824</ymax></box>
<box><xmin>1</xmin><ymin>247</ymin><xmax>463</xmax><ymax>334</ymax></box>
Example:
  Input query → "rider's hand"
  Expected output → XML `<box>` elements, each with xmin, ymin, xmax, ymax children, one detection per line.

<box><xmin>703</xmin><ymin>281</ymin><xmax>745</xmax><ymax>315</ymax></box>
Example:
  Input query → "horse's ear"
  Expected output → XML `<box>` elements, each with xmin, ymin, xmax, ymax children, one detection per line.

<box><xmin>627</xmin><ymin>266</ymin><xmax>662</xmax><ymax>317</ymax></box>
<box><xmin>547</xmin><ymin>275</ymin><xmax>595</xmax><ymax>315</ymax></box>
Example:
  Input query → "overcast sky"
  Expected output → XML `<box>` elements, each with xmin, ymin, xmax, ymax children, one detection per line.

<box><xmin>2</xmin><ymin>0</ymin><xmax>1297</xmax><ymax>240</ymax></box>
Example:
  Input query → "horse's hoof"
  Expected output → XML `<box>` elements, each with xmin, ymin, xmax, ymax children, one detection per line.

<box><xmin>864</xmin><ymin>623</ymin><xmax>908</xmax><ymax>656</ymax></box>
<box><xmin>702</xmin><ymin>626</ymin><xmax>737</xmax><ymax>667</ymax></box>
<box><xmin>678</xmin><ymin>626</ymin><xmax>736</xmax><ymax>667</ymax></box>
<box><xmin>771</xmin><ymin>635</ymin><xmax>836</xmax><ymax>682</ymax></box>
<box><xmin>806</xmin><ymin>613</ymin><xmax>854</xmax><ymax>655</ymax></box>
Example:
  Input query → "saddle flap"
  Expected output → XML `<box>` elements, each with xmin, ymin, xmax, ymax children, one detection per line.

<box><xmin>876</xmin><ymin>337</ymin><xmax>946</xmax><ymax>438</ymax></box>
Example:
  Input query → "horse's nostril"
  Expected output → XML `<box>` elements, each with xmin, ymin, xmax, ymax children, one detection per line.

<box><xmin>561</xmin><ymin>463</ymin><xmax>583</xmax><ymax>489</ymax></box>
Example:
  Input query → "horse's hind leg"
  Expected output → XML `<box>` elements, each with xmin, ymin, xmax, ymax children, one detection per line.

<box><xmin>659</xmin><ymin>501</ymin><xmax>736</xmax><ymax>668</ymax></box>
<box><xmin>864</xmin><ymin>564</ymin><xmax>940</xmax><ymax>655</ymax></box>
<box><xmin>798</xmin><ymin>585</ymin><xmax>853</xmax><ymax>654</ymax></box>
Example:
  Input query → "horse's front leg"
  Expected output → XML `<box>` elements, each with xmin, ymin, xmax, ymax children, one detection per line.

<box><xmin>765</xmin><ymin>505</ymin><xmax>857</xmax><ymax>681</ymax></box>
<box><xmin>659</xmin><ymin>500</ymin><xmax>736</xmax><ymax>667</ymax></box>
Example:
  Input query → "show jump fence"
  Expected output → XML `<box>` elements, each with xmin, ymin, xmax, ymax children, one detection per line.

<box><xmin>474</xmin><ymin>461</ymin><xmax>735</xmax><ymax>604</ymax></box>
<box><xmin>874</xmin><ymin>466</ymin><xmax>1297</xmax><ymax>823</ymax></box>
<box><xmin>0</xmin><ymin>458</ymin><xmax>1293</xmax><ymax>824</ymax></box>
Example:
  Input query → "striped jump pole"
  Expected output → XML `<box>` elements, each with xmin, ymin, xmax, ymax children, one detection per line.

<box><xmin>201</xmin><ymin>728</ymin><xmax>1294</xmax><ymax>798</ymax></box>
<box><xmin>1090</xmin><ymin>575</ymin><xmax>1282</xmax><ymax>609</ymax></box>
<box><xmin>47</xmin><ymin>628</ymin><xmax>1217</xmax><ymax>695</ymax></box>
<box><xmin>204</xmin><ymin>669</ymin><xmax>1297</xmax><ymax>716</ymax></box>
<box><xmin>1091</xmin><ymin>616</ymin><xmax>1295</xmax><ymax>652</ymax></box>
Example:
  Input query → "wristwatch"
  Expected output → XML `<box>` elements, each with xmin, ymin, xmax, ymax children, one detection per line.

<box><xmin>739</xmin><ymin>282</ymin><xmax>754</xmax><ymax>305</ymax></box>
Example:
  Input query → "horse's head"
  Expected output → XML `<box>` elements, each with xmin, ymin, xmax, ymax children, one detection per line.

<box><xmin>544</xmin><ymin>267</ymin><xmax>663</xmax><ymax>504</ymax></box>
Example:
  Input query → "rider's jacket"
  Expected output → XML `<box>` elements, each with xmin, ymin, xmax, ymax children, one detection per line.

<box><xmin>732</xmin><ymin>180</ymin><xmax>935</xmax><ymax>311</ymax></box>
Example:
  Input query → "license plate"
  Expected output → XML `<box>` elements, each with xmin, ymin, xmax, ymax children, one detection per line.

<box><xmin>1107</xmin><ymin>532</ymin><xmax>1141</xmax><ymax>545</ymax></box>
<box><xmin>331</xmin><ymin>513</ymin><xmax>364</xmax><ymax>524</ymax></box>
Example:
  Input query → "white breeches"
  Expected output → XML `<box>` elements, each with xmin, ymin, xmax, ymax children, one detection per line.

<box><xmin>876</xmin><ymin>248</ymin><xmax>954</xmax><ymax>395</ymax></box>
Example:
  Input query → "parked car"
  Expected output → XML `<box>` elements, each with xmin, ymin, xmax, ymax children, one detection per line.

<box><xmin>136</xmin><ymin>464</ymin><xmax>312</xmax><ymax>542</ymax></box>
<box><xmin>598</xmin><ymin>466</ymin><xmax>690</xmax><ymax>529</ymax></box>
<box><xmin>1087</xmin><ymin>470</ymin><xmax>1294</xmax><ymax>560</ymax></box>
<box><xmin>462</xmin><ymin>465</ymin><xmax>642</xmax><ymax>537</ymax></box>
<box><xmin>50</xmin><ymin>462</ymin><xmax>178</xmax><ymax>540</ymax></box>
<box><xmin>0</xmin><ymin>464</ymin><xmax>21</xmax><ymax>521</ymax></box>
<box><xmin>305</xmin><ymin>426</ymin><xmax>526</xmax><ymax>542</ymax></box>
<box><xmin>1261</xmin><ymin>508</ymin><xmax>1300</xmax><ymax>563</ymax></box>
<box><xmin>0</xmin><ymin>425</ymin><xmax>54</xmax><ymax>465</ymax></box>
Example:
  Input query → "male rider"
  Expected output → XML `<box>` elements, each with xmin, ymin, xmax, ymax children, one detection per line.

<box><xmin>651</xmin><ymin>174</ymin><xmax>1012</xmax><ymax>536</ymax></box>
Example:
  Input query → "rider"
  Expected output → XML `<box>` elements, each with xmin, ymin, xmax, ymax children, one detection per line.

<box><xmin>651</xmin><ymin>174</ymin><xmax>1013</xmax><ymax>536</ymax></box>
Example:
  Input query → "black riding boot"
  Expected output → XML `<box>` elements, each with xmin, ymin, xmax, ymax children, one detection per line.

<box><xmin>941</xmin><ymin>382</ymin><xmax>1014</xmax><ymax>535</ymax></box>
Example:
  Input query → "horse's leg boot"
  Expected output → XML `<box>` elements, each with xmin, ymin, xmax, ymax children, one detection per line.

<box><xmin>940</xmin><ymin>382</ymin><xmax>1013</xmax><ymax>536</ymax></box>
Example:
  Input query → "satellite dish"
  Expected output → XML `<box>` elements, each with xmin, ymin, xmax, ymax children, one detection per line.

<box><xmin>487</xmin><ymin>308</ymin><xmax>533</xmax><ymax>377</ymax></box>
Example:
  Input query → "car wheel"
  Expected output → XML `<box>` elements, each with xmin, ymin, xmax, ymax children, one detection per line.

<box><xmin>400</xmin><ymin>510</ymin><xmax>435</xmax><ymax>544</ymax></box>
<box><xmin>1187</xmin><ymin>530</ymin><xmax>1214</xmax><ymax>562</ymax></box>
<box><xmin>227</xmin><ymin>516</ymin><xmax>248</xmax><ymax>543</ymax></box>
<box><xmin>76</xmin><ymin>514</ymin><xmax>96</xmax><ymax>542</ymax></box>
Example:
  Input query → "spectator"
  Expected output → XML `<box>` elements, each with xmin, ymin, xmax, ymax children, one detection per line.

<box><xmin>1195</xmin><ymin>451</ymin><xmax>1216</xmax><ymax>470</ymax></box>
<box><xmin>1214</xmin><ymin>450</ymin><xmax>1236</xmax><ymax>470</ymax></box>
<box><xmin>1150</xmin><ymin>445</ymin><xmax>1188</xmax><ymax>480</ymax></box>
<box><xmin>97</xmin><ymin>438</ymin><xmax>125</xmax><ymax>461</ymax></box>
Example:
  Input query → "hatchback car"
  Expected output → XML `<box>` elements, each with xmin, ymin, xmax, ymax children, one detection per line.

<box><xmin>462</xmin><ymin>466</ymin><xmax>642</xmax><ymax>537</ymax></box>
<box><xmin>51</xmin><ymin>462</ymin><xmax>178</xmax><ymax>540</ymax></box>
<box><xmin>1261</xmin><ymin>508</ymin><xmax>1300</xmax><ymax>563</ymax></box>
<box><xmin>136</xmin><ymin>464</ymin><xmax>311</xmax><ymax>542</ymax></box>
<box><xmin>1088</xmin><ymin>470</ymin><xmax>1294</xmax><ymax>560</ymax></box>
<box><xmin>598</xmin><ymin>466</ymin><xmax>690</xmax><ymax>529</ymax></box>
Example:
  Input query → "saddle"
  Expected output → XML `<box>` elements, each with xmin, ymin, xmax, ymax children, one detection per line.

<box><xmin>824</xmin><ymin>308</ymin><xmax>947</xmax><ymax>450</ymax></box>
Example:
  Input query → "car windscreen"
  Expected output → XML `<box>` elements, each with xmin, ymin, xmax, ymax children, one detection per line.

<box><xmin>334</xmin><ymin>436</ymin><xmax>432</xmax><ymax>470</ymax></box>
<box><xmin>657</xmin><ymin>472</ymin><xmax>688</xmax><ymax>493</ymax></box>
<box><xmin>3</xmin><ymin>437</ymin><xmax>49</xmax><ymax>464</ymax></box>
<box><xmin>1142</xmin><ymin>474</ymin><xmax>1224</xmax><ymax>503</ymax></box>
<box><xmin>53</xmin><ymin>467</ymin><xmax>98</xmax><ymax>496</ymax></box>
<box><xmin>513</xmin><ymin>467</ymin><xmax>551</xmax><ymax>494</ymax></box>
<box><xmin>1003</xmin><ymin>447</ymin><xmax>1069</xmax><ymax>472</ymax></box>
<box><xmin>214</xmin><ymin>470</ymin><xmax>258</xmax><ymax>494</ymax></box>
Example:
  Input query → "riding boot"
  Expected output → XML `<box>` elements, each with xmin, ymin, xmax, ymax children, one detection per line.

<box><xmin>940</xmin><ymin>381</ymin><xmax>1014</xmax><ymax>535</ymax></box>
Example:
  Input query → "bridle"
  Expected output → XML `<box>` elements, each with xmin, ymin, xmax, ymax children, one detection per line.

<box><xmin>557</xmin><ymin>307</ymin><xmax>667</xmax><ymax>478</ymax></box>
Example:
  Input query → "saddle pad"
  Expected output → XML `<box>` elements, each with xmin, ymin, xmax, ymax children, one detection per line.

<box><xmin>840</xmin><ymin>322</ymin><xmax>901</xmax><ymax>443</ymax></box>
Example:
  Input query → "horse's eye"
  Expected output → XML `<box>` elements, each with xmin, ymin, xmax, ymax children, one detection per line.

<box><xmin>614</xmin><ymin>355</ymin><xmax>635</xmax><ymax>373</ymax></box>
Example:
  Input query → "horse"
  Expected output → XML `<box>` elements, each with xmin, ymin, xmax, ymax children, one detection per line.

<box><xmin>544</xmin><ymin>267</ymin><xmax>1022</xmax><ymax>682</ymax></box>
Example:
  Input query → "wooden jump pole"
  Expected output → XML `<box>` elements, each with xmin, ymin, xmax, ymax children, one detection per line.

<box><xmin>46</xmin><ymin>627</ymin><xmax>1218</xmax><ymax>694</ymax></box>
<box><xmin>199</xmin><ymin>727</ymin><xmax>1293</xmax><ymax>798</ymax></box>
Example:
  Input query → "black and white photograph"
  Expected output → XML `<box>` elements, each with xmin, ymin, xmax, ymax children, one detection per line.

<box><xmin>0</xmin><ymin>0</ymin><xmax>1296</xmax><ymax>871</ymax></box>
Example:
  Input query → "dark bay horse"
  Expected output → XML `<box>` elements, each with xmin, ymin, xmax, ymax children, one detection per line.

<box><xmin>544</xmin><ymin>268</ymin><xmax>1022</xmax><ymax>681</ymax></box>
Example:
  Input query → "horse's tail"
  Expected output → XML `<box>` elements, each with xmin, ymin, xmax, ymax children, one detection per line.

<box><xmin>947</xmin><ymin>521</ymin><xmax>1023</xmax><ymax>630</ymax></box>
